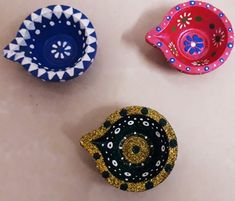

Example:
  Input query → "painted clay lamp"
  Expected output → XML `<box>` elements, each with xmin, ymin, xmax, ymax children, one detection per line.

<box><xmin>146</xmin><ymin>1</ymin><xmax>234</xmax><ymax>74</ymax></box>
<box><xmin>3</xmin><ymin>5</ymin><xmax>97</xmax><ymax>81</ymax></box>
<box><xmin>80</xmin><ymin>106</ymin><xmax>178</xmax><ymax>192</ymax></box>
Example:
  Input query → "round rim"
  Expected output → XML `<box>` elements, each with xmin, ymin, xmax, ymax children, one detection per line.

<box><xmin>146</xmin><ymin>1</ymin><xmax>234</xmax><ymax>75</ymax></box>
<box><xmin>3</xmin><ymin>5</ymin><xmax>98</xmax><ymax>82</ymax></box>
<box><xmin>80</xmin><ymin>106</ymin><xmax>178</xmax><ymax>192</ymax></box>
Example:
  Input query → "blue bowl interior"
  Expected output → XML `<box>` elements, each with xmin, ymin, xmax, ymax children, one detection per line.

<box><xmin>21</xmin><ymin>14</ymin><xmax>87</xmax><ymax>71</ymax></box>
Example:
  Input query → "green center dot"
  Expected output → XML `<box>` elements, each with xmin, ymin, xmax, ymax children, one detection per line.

<box><xmin>172</xmin><ymin>26</ymin><xmax>177</xmax><ymax>32</ymax></box>
<box><xmin>195</xmin><ymin>16</ymin><xmax>202</xmax><ymax>22</ymax></box>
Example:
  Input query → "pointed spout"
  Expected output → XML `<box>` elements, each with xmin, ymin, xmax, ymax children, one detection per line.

<box><xmin>3</xmin><ymin>39</ymin><xmax>22</xmax><ymax>61</ymax></box>
<box><xmin>145</xmin><ymin>28</ymin><xmax>163</xmax><ymax>47</ymax></box>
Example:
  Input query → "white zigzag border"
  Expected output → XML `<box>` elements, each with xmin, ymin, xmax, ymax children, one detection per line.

<box><xmin>3</xmin><ymin>5</ymin><xmax>97</xmax><ymax>81</ymax></box>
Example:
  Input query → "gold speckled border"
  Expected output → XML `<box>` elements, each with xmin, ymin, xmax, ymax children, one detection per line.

<box><xmin>80</xmin><ymin>106</ymin><xmax>178</xmax><ymax>192</ymax></box>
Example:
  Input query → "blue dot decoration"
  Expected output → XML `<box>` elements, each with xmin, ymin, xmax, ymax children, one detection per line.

<box><xmin>219</xmin><ymin>13</ymin><xmax>224</xmax><ymax>17</ymax></box>
<box><xmin>220</xmin><ymin>58</ymin><xmax>224</xmax><ymax>63</ymax></box>
<box><xmin>175</xmin><ymin>6</ymin><xmax>180</xmax><ymax>11</ymax></box>
<box><xmin>157</xmin><ymin>42</ymin><xmax>163</xmax><ymax>47</ymax></box>
<box><xmin>206</xmin><ymin>4</ymin><xmax>210</xmax><ymax>8</ymax></box>
<box><xmin>156</xmin><ymin>26</ymin><xmax>162</xmax><ymax>32</ymax></box>
<box><xmin>186</xmin><ymin>67</ymin><xmax>191</xmax><ymax>71</ymax></box>
<box><xmin>228</xmin><ymin>43</ymin><xmax>233</xmax><ymax>48</ymax></box>
<box><xmin>228</xmin><ymin>28</ymin><xmax>233</xmax><ymax>32</ymax></box>
<box><xmin>169</xmin><ymin>58</ymin><xmax>175</xmax><ymax>63</ymax></box>
<box><xmin>204</xmin><ymin>66</ymin><xmax>209</xmax><ymax>71</ymax></box>
<box><xmin>166</xmin><ymin>16</ymin><xmax>171</xmax><ymax>21</ymax></box>
<box><xmin>190</xmin><ymin>1</ymin><xmax>196</xmax><ymax>6</ymax></box>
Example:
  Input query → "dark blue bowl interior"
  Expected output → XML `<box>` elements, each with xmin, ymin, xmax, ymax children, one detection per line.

<box><xmin>22</xmin><ymin>14</ymin><xmax>87</xmax><ymax>71</ymax></box>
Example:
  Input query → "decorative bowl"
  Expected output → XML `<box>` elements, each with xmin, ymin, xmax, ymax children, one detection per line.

<box><xmin>3</xmin><ymin>5</ymin><xmax>97</xmax><ymax>82</ymax></box>
<box><xmin>80</xmin><ymin>106</ymin><xmax>178</xmax><ymax>192</ymax></box>
<box><xmin>145</xmin><ymin>1</ymin><xmax>234</xmax><ymax>74</ymax></box>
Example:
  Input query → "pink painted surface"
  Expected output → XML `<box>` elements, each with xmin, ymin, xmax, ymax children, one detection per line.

<box><xmin>0</xmin><ymin>0</ymin><xmax>235</xmax><ymax>201</ymax></box>
<box><xmin>146</xmin><ymin>1</ymin><xmax>234</xmax><ymax>74</ymax></box>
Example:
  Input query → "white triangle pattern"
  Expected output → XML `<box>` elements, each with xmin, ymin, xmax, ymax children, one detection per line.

<box><xmin>4</xmin><ymin>5</ymin><xmax>97</xmax><ymax>81</ymax></box>
<box><xmin>86</xmin><ymin>28</ymin><xmax>95</xmax><ymax>35</ymax></box>
<box><xmin>24</xmin><ymin>20</ymin><xmax>35</xmax><ymax>30</ymax></box>
<box><xmin>64</xmin><ymin>7</ymin><xmax>74</xmax><ymax>18</ymax></box>
<box><xmin>86</xmin><ymin>46</ymin><xmax>95</xmax><ymax>54</ymax></box>
<box><xmin>31</xmin><ymin>13</ymin><xmax>42</xmax><ymax>23</ymax></box>
<box><xmin>73</xmin><ymin>13</ymin><xmax>82</xmax><ymax>23</ymax></box>
<box><xmin>48</xmin><ymin>71</ymin><xmax>56</xmax><ymax>80</ymax></box>
<box><xmin>28</xmin><ymin>63</ymin><xmax>38</xmax><ymax>72</ymax></box>
<box><xmin>86</xmin><ymin>36</ymin><xmax>97</xmax><ymax>45</ymax></box>
<box><xmin>9</xmin><ymin>43</ymin><xmax>19</xmax><ymax>51</ymax></box>
<box><xmin>82</xmin><ymin>54</ymin><xmax>91</xmax><ymax>62</ymax></box>
<box><xmin>53</xmin><ymin>5</ymin><xmax>63</xmax><ymax>18</ymax></box>
<box><xmin>66</xmin><ymin>68</ymin><xmax>74</xmax><ymax>76</ymax></box>
<box><xmin>80</xmin><ymin>19</ymin><xmax>90</xmax><ymax>28</ymax></box>
<box><xmin>3</xmin><ymin>50</ymin><xmax>9</xmax><ymax>57</ymax></box>
<box><xmin>37</xmin><ymin>68</ymin><xmax>46</xmax><ymax>77</ymax></box>
<box><xmin>19</xmin><ymin>29</ymin><xmax>31</xmax><ymax>40</ymax></box>
<box><xmin>22</xmin><ymin>57</ymin><xmax>32</xmax><ymax>65</ymax></box>
<box><xmin>57</xmin><ymin>71</ymin><xmax>65</xmax><ymax>79</ymax></box>
<box><xmin>14</xmin><ymin>52</ymin><xmax>25</xmax><ymax>60</ymax></box>
<box><xmin>41</xmin><ymin>8</ymin><xmax>53</xmax><ymax>19</ymax></box>
<box><xmin>6</xmin><ymin>51</ymin><xmax>16</xmax><ymax>58</ymax></box>
<box><xmin>15</xmin><ymin>37</ymin><xmax>27</xmax><ymax>46</ymax></box>
<box><xmin>75</xmin><ymin>62</ymin><xmax>84</xmax><ymax>69</ymax></box>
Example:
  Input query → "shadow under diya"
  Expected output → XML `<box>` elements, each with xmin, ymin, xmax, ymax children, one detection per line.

<box><xmin>80</xmin><ymin>106</ymin><xmax>178</xmax><ymax>192</ymax></box>
<box><xmin>146</xmin><ymin>1</ymin><xmax>234</xmax><ymax>75</ymax></box>
<box><xmin>3</xmin><ymin>5</ymin><xmax>97</xmax><ymax>82</ymax></box>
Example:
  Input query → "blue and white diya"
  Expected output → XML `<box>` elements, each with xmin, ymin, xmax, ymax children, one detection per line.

<box><xmin>3</xmin><ymin>5</ymin><xmax>97</xmax><ymax>82</ymax></box>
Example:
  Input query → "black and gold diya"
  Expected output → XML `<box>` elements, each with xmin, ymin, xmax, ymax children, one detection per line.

<box><xmin>80</xmin><ymin>106</ymin><xmax>178</xmax><ymax>192</ymax></box>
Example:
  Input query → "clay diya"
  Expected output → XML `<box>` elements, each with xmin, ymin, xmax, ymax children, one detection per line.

<box><xmin>80</xmin><ymin>106</ymin><xmax>178</xmax><ymax>192</ymax></box>
<box><xmin>146</xmin><ymin>1</ymin><xmax>234</xmax><ymax>74</ymax></box>
<box><xmin>3</xmin><ymin>5</ymin><xmax>97</xmax><ymax>81</ymax></box>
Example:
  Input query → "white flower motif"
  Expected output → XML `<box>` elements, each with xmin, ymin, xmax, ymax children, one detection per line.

<box><xmin>168</xmin><ymin>42</ymin><xmax>179</xmax><ymax>56</ymax></box>
<box><xmin>51</xmin><ymin>41</ymin><xmax>72</xmax><ymax>59</ymax></box>
<box><xmin>177</xmin><ymin>12</ymin><xmax>192</xmax><ymax>29</ymax></box>
<box><xmin>212</xmin><ymin>28</ymin><xmax>225</xmax><ymax>47</ymax></box>
<box><xmin>192</xmin><ymin>59</ymin><xmax>210</xmax><ymax>66</ymax></box>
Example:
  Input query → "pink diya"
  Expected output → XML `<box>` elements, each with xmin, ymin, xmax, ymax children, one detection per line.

<box><xmin>146</xmin><ymin>1</ymin><xmax>234</xmax><ymax>74</ymax></box>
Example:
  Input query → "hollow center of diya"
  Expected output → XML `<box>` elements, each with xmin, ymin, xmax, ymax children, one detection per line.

<box><xmin>132</xmin><ymin>145</ymin><xmax>141</xmax><ymax>154</ymax></box>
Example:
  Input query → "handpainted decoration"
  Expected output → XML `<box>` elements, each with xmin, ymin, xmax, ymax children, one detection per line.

<box><xmin>80</xmin><ymin>106</ymin><xmax>178</xmax><ymax>192</ymax></box>
<box><xmin>3</xmin><ymin>5</ymin><xmax>97</xmax><ymax>82</ymax></box>
<box><xmin>146</xmin><ymin>1</ymin><xmax>234</xmax><ymax>74</ymax></box>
